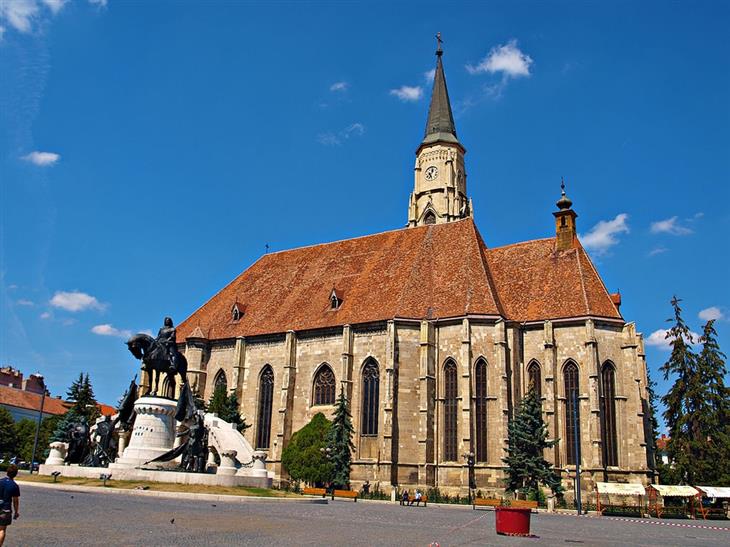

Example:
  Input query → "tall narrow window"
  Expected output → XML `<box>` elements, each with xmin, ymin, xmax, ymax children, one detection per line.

<box><xmin>361</xmin><ymin>359</ymin><xmax>379</xmax><ymax>436</ymax></box>
<box><xmin>564</xmin><ymin>361</ymin><xmax>580</xmax><ymax>465</ymax></box>
<box><xmin>527</xmin><ymin>360</ymin><xmax>542</xmax><ymax>399</ymax></box>
<box><xmin>256</xmin><ymin>365</ymin><xmax>274</xmax><ymax>449</ymax></box>
<box><xmin>474</xmin><ymin>358</ymin><xmax>488</xmax><ymax>463</ymax></box>
<box><xmin>313</xmin><ymin>364</ymin><xmax>336</xmax><ymax>405</ymax></box>
<box><xmin>443</xmin><ymin>359</ymin><xmax>458</xmax><ymax>462</ymax></box>
<box><xmin>601</xmin><ymin>362</ymin><xmax>618</xmax><ymax>467</ymax></box>
<box><xmin>214</xmin><ymin>370</ymin><xmax>228</xmax><ymax>392</ymax></box>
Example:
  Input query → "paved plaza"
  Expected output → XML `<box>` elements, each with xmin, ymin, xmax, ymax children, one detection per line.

<box><xmin>9</xmin><ymin>484</ymin><xmax>730</xmax><ymax>546</ymax></box>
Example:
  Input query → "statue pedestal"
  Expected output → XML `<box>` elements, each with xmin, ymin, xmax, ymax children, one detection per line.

<box><xmin>110</xmin><ymin>397</ymin><xmax>177</xmax><ymax>469</ymax></box>
<box><xmin>45</xmin><ymin>442</ymin><xmax>67</xmax><ymax>465</ymax></box>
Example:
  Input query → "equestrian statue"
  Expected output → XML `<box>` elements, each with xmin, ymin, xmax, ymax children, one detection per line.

<box><xmin>126</xmin><ymin>316</ymin><xmax>188</xmax><ymax>397</ymax></box>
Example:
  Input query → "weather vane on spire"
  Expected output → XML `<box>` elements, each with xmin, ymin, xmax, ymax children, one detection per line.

<box><xmin>561</xmin><ymin>176</ymin><xmax>566</xmax><ymax>195</ymax></box>
<box><xmin>436</xmin><ymin>32</ymin><xmax>443</xmax><ymax>55</ymax></box>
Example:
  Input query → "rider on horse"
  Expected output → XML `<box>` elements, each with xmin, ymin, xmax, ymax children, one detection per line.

<box><xmin>156</xmin><ymin>316</ymin><xmax>181</xmax><ymax>373</ymax></box>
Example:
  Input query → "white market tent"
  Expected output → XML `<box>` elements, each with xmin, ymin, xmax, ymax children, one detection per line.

<box><xmin>696</xmin><ymin>486</ymin><xmax>730</xmax><ymax>499</ymax></box>
<box><xmin>595</xmin><ymin>482</ymin><xmax>646</xmax><ymax>515</ymax></box>
<box><xmin>649</xmin><ymin>484</ymin><xmax>699</xmax><ymax>497</ymax></box>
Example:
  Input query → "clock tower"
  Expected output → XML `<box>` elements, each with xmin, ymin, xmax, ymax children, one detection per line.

<box><xmin>408</xmin><ymin>37</ymin><xmax>472</xmax><ymax>227</ymax></box>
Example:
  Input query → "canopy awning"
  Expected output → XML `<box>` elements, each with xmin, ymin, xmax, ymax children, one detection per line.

<box><xmin>696</xmin><ymin>486</ymin><xmax>730</xmax><ymax>498</ymax></box>
<box><xmin>596</xmin><ymin>482</ymin><xmax>646</xmax><ymax>496</ymax></box>
<box><xmin>649</xmin><ymin>484</ymin><xmax>699</xmax><ymax>497</ymax></box>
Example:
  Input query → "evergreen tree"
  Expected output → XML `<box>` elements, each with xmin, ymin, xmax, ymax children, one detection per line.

<box><xmin>503</xmin><ymin>388</ymin><xmax>563</xmax><ymax>498</ymax></box>
<box><xmin>281</xmin><ymin>412</ymin><xmax>333</xmax><ymax>486</ymax></box>
<box><xmin>207</xmin><ymin>385</ymin><xmax>250</xmax><ymax>432</ymax></box>
<box><xmin>326</xmin><ymin>387</ymin><xmax>355</xmax><ymax>489</ymax></box>
<box><xmin>66</xmin><ymin>372</ymin><xmax>99</xmax><ymax>423</ymax></box>
<box><xmin>50</xmin><ymin>407</ymin><xmax>81</xmax><ymax>443</ymax></box>
<box><xmin>696</xmin><ymin>319</ymin><xmax>730</xmax><ymax>485</ymax></box>
<box><xmin>0</xmin><ymin>407</ymin><xmax>18</xmax><ymax>459</ymax></box>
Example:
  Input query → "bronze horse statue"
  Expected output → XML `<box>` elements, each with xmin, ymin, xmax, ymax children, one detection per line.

<box><xmin>126</xmin><ymin>333</ymin><xmax>188</xmax><ymax>397</ymax></box>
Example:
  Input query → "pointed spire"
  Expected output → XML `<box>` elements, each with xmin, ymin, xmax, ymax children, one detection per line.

<box><xmin>422</xmin><ymin>33</ymin><xmax>460</xmax><ymax>147</ymax></box>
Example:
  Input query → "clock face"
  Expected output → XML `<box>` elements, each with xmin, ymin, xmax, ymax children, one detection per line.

<box><xmin>424</xmin><ymin>166</ymin><xmax>439</xmax><ymax>181</ymax></box>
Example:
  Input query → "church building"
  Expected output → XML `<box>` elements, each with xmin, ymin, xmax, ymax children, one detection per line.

<box><xmin>175</xmin><ymin>43</ymin><xmax>654</xmax><ymax>497</ymax></box>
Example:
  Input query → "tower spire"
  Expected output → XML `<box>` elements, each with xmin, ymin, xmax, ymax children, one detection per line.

<box><xmin>422</xmin><ymin>33</ymin><xmax>459</xmax><ymax>148</ymax></box>
<box><xmin>553</xmin><ymin>177</ymin><xmax>578</xmax><ymax>251</ymax></box>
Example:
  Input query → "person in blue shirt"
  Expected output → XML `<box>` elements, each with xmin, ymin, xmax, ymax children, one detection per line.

<box><xmin>0</xmin><ymin>464</ymin><xmax>20</xmax><ymax>547</ymax></box>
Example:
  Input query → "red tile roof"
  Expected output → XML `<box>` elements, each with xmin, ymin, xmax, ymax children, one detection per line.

<box><xmin>0</xmin><ymin>386</ymin><xmax>68</xmax><ymax>416</ymax></box>
<box><xmin>0</xmin><ymin>386</ymin><xmax>117</xmax><ymax>418</ymax></box>
<box><xmin>177</xmin><ymin>219</ymin><xmax>621</xmax><ymax>341</ymax></box>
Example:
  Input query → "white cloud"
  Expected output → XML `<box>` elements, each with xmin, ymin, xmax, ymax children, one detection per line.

<box><xmin>424</xmin><ymin>69</ymin><xmax>435</xmax><ymax>83</ymax></box>
<box><xmin>699</xmin><ymin>306</ymin><xmax>724</xmax><ymax>322</ymax></box>
<box><xmin>648</xmin><ymin>247</ymin><xmax>668</xmax><ymax>257</ymax></box>
<box><xmin>0</xmin><ymin>0</ymin><xmax>40</xmax><ymax>33</ymax></box>
<box><xmin>16</xmin><ymin>299</ymin><xmax>34</xmax><ymax>306</ymax></box>
<box><xmin>21</xmin><ymin>151</ymin><xmax>60</xmax><ymax>166</ymax></box>
<box><xmin>40</xmin><ymin>311</ymin><xmax>51</xmax><ymax>320</ymax></box>
<box><xmin>88</xmin><ymin>0</ymin><xmax>107</xmax><ymax>6</ymax></box>
<box><xmin>317</xmin><ymin>122</ymin><xmax>365</xmax><ymax>146</ymax></box>
<box><xmin>329</xmin><ymin>81</ymin><xmax>348</xmax><ymax>92</ymax></box>
<box><xmin>466</xmin><ymin>40</ymin><xmax>533</xmax><ymax>78</ymax></box>
<box><xmin>646</xmin><ymin>328</ymin><xmax>701</xmax><ymax>350</ymax></box>
<box><xmin>50</xmin><ymin>290</ymin><xmax>105</xmax><ymax>312</ymax></box>
<box><xmin>579</xmin><ymin>213</ymin><xmax>629</xmax><ymax>255</ymax></box>
<box><xmin>650</xmin><ymin>216</ymin><xmax>692</xmax><ymax>236</ymax></box>
<box><xmin>42</xmin><ymin>0</ymin><xmax>67</xmax><ymax>14</ymax></box>
<box><xmin>389</xmin><ymin>85</ymin><xmax>423</xmax><ymax>102</ymax></box>
<box><xmin>91</xmin><ymin>324</ymin><xmax>132</xmax><ymax>338</ymax></box>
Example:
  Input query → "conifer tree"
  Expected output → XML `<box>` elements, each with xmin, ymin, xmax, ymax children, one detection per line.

<box><xmin>207</xmin><ymin>385</ymin><xmax>249</xmax><ymax>432</ymax></box>
<box><xmin>66</xmin><ymin>373</ymin><xmax>99</xmax><ymax>423</ymax></box>
<box><xmin>696</xmin><ymin>319</ymin><xmax>730</xmax><ymax>485</ymax></box>
<box><xmin>326</xmin><ymin>386</ymin><xmax>355</xmax><ymax>489</ymax></box>
<box><xmin>281</xmin><ymin>413</ymin><xmax>333</xmax><ymax>486</ymax></box>
<box><xmin>503</xmin><ymin>388</ymin><xmax>563</xmax><ymax>498</ymax></box>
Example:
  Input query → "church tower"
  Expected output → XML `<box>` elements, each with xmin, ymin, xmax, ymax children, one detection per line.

<box><xmin>408</xmin><ymin>36</ymin><xmax>472</xmax><ymax>227</ymax></box>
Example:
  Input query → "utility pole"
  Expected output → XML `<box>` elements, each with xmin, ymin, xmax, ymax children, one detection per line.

<box><xmin>30</xmin><ymin>375</ymin><xmax>47</xmax><ymax>474</ymax></box>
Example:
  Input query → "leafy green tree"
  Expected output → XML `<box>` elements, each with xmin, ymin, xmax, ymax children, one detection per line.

<box><xmin>13</xmin><ymin>419</ymin><xmax>36</xmax><ymax>462</ymax></box>
<box><xmin>282</xmin><ymin>413</ymin><xmax>333</xmax><ymax>486</ymax></box>
<box><xmin>326</xmin><ymin>387</ymin><xmax>355</xmax><ymax>489</ymax></box>
<box><xmin>207</xmin><ymin>385</ymin><xmax>249</xmax><ymax>432</ymax></box>
<box><xmin>503</xmin><ymin>388</ymin><xmax>563</xmax><ymax>498</ymax></box>
<box><xmin>0</xmin><ymin>407</ymin><xmax>18</xmax><ymax>459</ymax></box>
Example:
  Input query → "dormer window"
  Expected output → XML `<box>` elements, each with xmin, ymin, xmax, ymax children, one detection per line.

<box><xmin>329</xmin><ymin>288</ymin><xmax>342</xmax><ymax>310</ymax></box>
<box><xmin>231</xmin><ymin>302</ymin><xmax>245</xmax><ymax>322</ymax></box>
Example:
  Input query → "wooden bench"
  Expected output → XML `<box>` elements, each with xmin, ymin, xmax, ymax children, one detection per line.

<box><xmin>332</xmin><ymin>489</ymin><xmax>358</xmax><ymax>502</ymax></box>
<box><xmin>473</xmin><ymin>498</ymin><xmax>502</xmax><ymax>510</ymax></box>
<box><xmin>302</xmin><ymin>487</ymin><xmax>327</xmax><ymax>498</ymax></box>
<box><xmin>510</xmin><ymin>500</ymin><xmax>539</xmax><ymax>511</ymax></box>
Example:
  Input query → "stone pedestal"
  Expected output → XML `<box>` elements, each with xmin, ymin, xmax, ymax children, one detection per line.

<box><xmin>45</xmin><ymin>442</ymin><xmax>67</xmax><ymax>465</ymax></box>
<box><xmin>249</xmin><ymin>450</ymin><xmax>269</xmax><ymax>478</ymax></box>
<box><xmin>110</xmin><ymin>397</ymin><xmax>177</xmax><ymax>469</ymax></box>
<box><xmin>218</xmin><ymin>450</ymin><xmax>238</xmax><ymax>476</ymax></box>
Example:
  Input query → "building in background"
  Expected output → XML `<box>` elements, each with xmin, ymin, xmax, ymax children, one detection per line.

<box><xmin>169</xmin><ymin>44</ymin><xmax>653</xmax><ymax>499</ymax></box>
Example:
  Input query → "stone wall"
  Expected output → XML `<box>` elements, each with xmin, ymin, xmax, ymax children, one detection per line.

<box><xmin>180</xmin><ymin>315</ymin><xmax>652</xmax><ymax>497</ymax></box>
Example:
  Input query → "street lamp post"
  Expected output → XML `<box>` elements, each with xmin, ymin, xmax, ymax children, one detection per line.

<box><xmin>30</xmin><ymin>374</ymin><xmax>46</xmax><ymax>474</ymax></box>
<box><xmin>462</xmin><ymin>451</ymin><xmax>475</xmax><ymax>504</ymax></box>
<box><xmin>573</xmin><ymin>390</ymin><xmax>582</xmax><ymax>515</ymax></box>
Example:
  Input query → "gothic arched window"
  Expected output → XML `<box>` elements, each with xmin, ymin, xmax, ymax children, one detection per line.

<box><xmin>424</xmin><ymin>211</ymin><xmax>436</xmax><ymax>225</ymax></box>
<box><xmin>527</xmin><ymin>360</ymin><xmax>542</xmax><ymax>399</ymax></box>
<box><xmin>474</xmin><ymin>358</ymin><xmax>488</xmax><ymax>463</ymax></box>
<box><xmin>564</xmin><ymin>360</ymin><xmax>580</xmax><ymax>465</ymax></box>
<box><xmin>360</xmin><ymin>359</ymin><xmax>379</xmax><ymax>436</ymax></box>
<box><xmin>313</xmin><ymin>364</ymin><xmax>336</xmax><ymax>405</ymax></box>
<box><xmin>214</xmin><ymin>369</ymin><xmax>228</xmax><ymax>392</ymax></box>
<box><xmin>256</xmin><ymin>365</ymin><xmax>274</xmax><ymax>449</ymax></box>
<box><xmin>443</xmin><ymin>359</ymin><xmax>458</xmax><ymax>462</ymax></box>
<box><xmin>601</xmin><ymin>362</ymin><xmax>618</xmax><ymax>467</ymax></box>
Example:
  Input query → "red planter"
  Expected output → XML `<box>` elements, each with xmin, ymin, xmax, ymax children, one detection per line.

<box><xmin>495</xmin><ymin>507</ymin><xmax>532</xmax><ymax>537</ymax></box>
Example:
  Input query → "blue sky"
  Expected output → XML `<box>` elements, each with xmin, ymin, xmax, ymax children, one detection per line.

<box><xmin>1</xmin><ymin>1</ymin><xmax>728</xmax><ymax>421</ymax></box>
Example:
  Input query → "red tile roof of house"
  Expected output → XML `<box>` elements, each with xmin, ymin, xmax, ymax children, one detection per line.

<box><xmin>0</xmin><ymin>385</ymin><xmax>117</xmax><ymax>418</ymax></box>
<box><xmin>177</xmin><ymin>219</ymin><xmax>621</xmax><ymax>341</ymax></box>
<box><xmin>0</xmin><ymin>386</ymin><xmax>68</xmax><ymax>416</ymax></box>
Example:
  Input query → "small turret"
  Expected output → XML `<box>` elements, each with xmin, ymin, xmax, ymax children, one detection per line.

<box><xmin>553</xmin><ymin>178</ymin><xmax>578</xmax><ymax>251</ymax></box>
